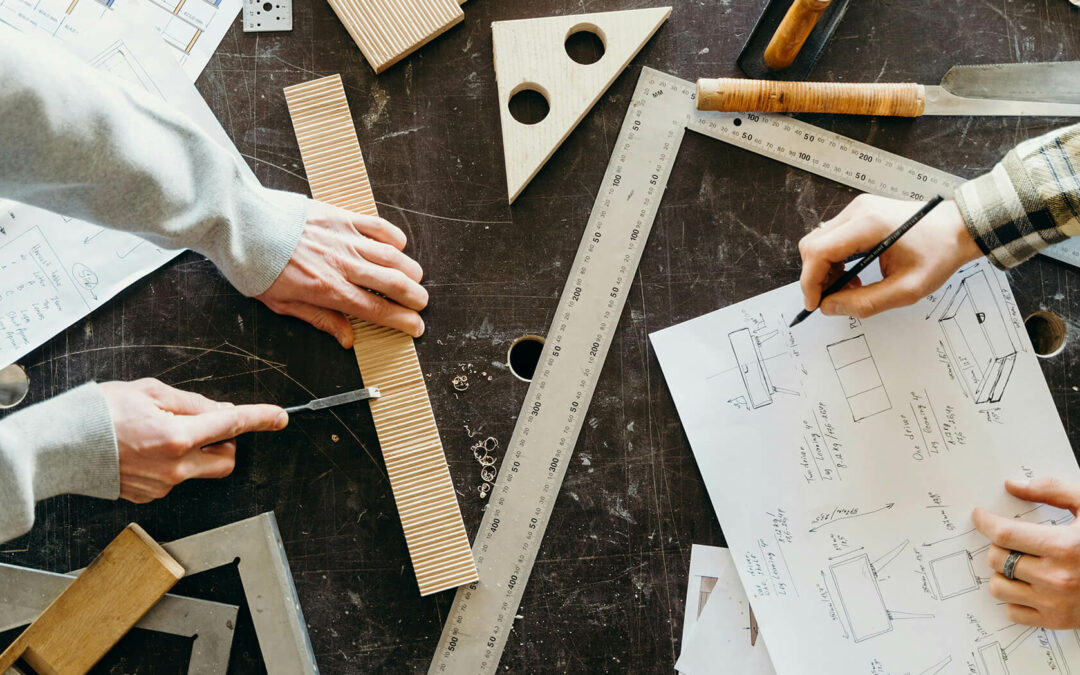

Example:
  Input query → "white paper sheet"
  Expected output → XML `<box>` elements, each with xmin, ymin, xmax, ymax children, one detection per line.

<box><xmin>652</xmin><ymin>259</ymin><xmax>1080</xmax><ymax>674</ymax></box>
<box><xmin>0</xmin><ymin>0</ymin><xmax>241</xmax><ymax>80</ymax></box>
<box><xmin>678</xmin><ymin>545</ymin><xmax>775</xmax><ymax>675</ymax></box>
<box><xmin>0</xmin><ymin>10</ymin><xmax>249</xmax><ymax>365</ymax></box>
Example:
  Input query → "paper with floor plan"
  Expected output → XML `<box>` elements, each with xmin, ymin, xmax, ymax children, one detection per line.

<box><xmin>677</xmin><ymin>545</ymin><xmax>775</xmax><ymax>675</ymax></box>
<box><xmin>0</xmin><ymin>0</ymin><xmax>241</xmax><ymax>80</ymax></box>
<box><xmin>652</xmin><ymin>258</ymin><xmax>1080</xmax><ymax>675</ymax></box>
<box><xmin>0</xmin><ymin>13</ymin><xmax>248</xmax><ymax>366</ymax></box>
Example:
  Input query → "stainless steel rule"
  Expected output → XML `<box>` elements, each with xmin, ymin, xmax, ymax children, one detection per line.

<box><xmin>429</xmin><ymin>66</ymin><xmax>1077</xmax><ymax>674</ymax></box>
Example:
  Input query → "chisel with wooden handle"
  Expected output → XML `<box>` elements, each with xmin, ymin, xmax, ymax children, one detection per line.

<box><xmin>763</xmin><ymin>0</ymin><xmax>832</xmax><ymax>70</ymax></box>
<box><xmin>697</xmin><ymin>62</ymin><xmax>1080</xmax><ymax>117</ymax></box>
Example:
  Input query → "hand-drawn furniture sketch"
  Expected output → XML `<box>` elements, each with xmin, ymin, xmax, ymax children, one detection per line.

<box><xmin>828</xmin><ymin>541</ymin><xmax>930</xmax><ymax>643</ymax></box>
<box><xmin>977</xmin><ymin>626</ymin><xmax>1073</xmax><ymax>675</ymax></box>
<box><xmin>728</xmin><ymin>327</ymin><xmax>798</xmax><ymax>408</ymax></box>
<box><xmin>938</xmin><ymin>270</ymin><xmax>1017</xmax><ymax>404</ymax></box>
<box><xmin>928</xmin><ymin>543</ymin><xmax>991</xmax><ymax>600</ymax></box>
<box><xmin>919</xmin><ymin>655</ymin><xmax>953</xmax><ymax>675</ymax></box>
<box><xmin>826</xmin><ymin>334</ymin><xmax>891</xmax><ymax>422</ymax></box>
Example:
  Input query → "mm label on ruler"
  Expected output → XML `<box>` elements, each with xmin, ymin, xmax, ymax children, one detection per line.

<box><xmin>431</xmin><ymin>66</ymin><xmax>1078</xmax><ymax>674</ymax></box>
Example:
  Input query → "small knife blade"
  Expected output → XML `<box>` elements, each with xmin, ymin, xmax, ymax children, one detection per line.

<box><xmin>749</xmin><ymin>604</ymin><xmax>759</xmax><ymax>646</ymax></box>
<box><xmin>283</xmin><ymin>386</ymin><xmax>381</xmax><ymax>414</ymax></box>
<box><xmin>941</xmin><ymin>62</ymin><xmax>1080</xmax><ymax>104</ymax></box>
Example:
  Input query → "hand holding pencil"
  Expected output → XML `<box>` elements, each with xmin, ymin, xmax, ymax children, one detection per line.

<box><xmin>794</xmin><ymin>194</ymin><xmax>983</xmax><ymax>323</ymax></box>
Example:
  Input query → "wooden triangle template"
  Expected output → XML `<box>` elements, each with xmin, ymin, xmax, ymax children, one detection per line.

<box><xmin>493</xmin><ymin>7</ymin><xmax>672</xmax><ymax>203</ymax></box>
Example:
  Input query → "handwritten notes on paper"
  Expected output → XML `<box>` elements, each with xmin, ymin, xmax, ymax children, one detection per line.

<box><xmin>653</xmin><ymin>259</ymin><xmax>1080</xmax><ymax>674</ymax></box>
<box><xmin>0</xmin><ymin>9</ymin><xmax>250</xmax><ymax>366</ymax></box>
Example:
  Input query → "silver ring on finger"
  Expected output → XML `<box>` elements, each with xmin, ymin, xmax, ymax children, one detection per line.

<box><xmin>1003</xmin><ymin>550</ymin><xmax>1024</xmax><ymax>581</ymax></box>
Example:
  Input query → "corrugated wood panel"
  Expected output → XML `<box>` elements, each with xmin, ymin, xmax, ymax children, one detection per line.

<box><xmin>283</xmin><ymin>75</ymin><xmax>478</xmax><ymax>596</ymax></box>
<box><xmin>325</xmin><ymin>0</ymin><xmax>464</xmax><ymax>73</ymax></box>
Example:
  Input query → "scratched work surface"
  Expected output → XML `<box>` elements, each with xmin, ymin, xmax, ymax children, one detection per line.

<box><xmin>2</xmin><ymin>0</ymin><xmax>1080</xmax><ymax>672</ymax></box>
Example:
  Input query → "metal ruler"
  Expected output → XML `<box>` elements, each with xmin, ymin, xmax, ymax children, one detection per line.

<box><xmin>429</xmin><ymin>66</ymin><xmax>1074</xmax><ymax>673</ymax></box>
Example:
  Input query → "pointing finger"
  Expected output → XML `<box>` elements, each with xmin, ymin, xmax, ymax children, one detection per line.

<box><xmin>180</xmin><ymin>404</ymin><xmax>288</xmax><ymax>448</ymax></box>
<box><xmin>973</xmin><ymin>507</ymin><xmax>1058</xmax><ymax>556</ymax></box>
<box><xmin>1006</xmin><ymin>477</ymin><xmax>1080</xmax><ymax>514</ymax></box>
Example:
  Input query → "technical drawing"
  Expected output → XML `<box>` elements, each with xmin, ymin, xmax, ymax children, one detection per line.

<box><xmin>828</xmin><ymin>541</ymin><xmax>932</xmax><ymax>643</ymax></box>
<box><xmin>938</xmin><ymin>270</ymin><xmax>1017</xmax><ymax>404</ymax></box>
<box><xmin>928</xmin><ymin>543</ymin><xmax>990</xmax><ymax>600</ymax></box>
<box><xmin>728</xmin><ymin>327</ymin><xmax>799</xmax><ymax>408</ymax></box>
<box><xmin>88</xmin><ymin>40</ymin><xmax>166</xmax><ymax>100</ymax></box>
<box><xmin>827</xmin><ymin>334</ymin><xmax>891</xmax><ymax>422</ymax></box>
<box><xmin>918</xmin><ymin>655</ymin><xmax>952</xmax><ymax>675</ymax></box>
<box><xmin>977</xmin><ymin>626</ymin><xmax>1072</xmax><ymax>675</ymax></box>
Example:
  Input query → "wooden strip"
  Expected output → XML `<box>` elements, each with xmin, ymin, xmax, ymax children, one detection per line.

<box><xmin>0</xmin><ymin>524</ymin><xmax>184</xmax><ymax>674</ymax></box>
<box><xmin>325</xmin><ymin>0</ymin><xmax>464</xmax><ymax>74</ymax></box>
<box><xmin>283</xmin><ymin>74</ymin><xmax>478</xmax><ymax>597</ymax></box>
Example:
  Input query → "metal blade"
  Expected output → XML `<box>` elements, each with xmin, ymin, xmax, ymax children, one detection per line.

<box><xmin>284</xmin><ymin>386</ymin><xmax>381</xmax><ymax>413</ymax></box>
<box><xmin>941</xmin><ymin>63</ymin><xmax>1080</xmax><ymax>103</ymax></box>
<box><xmin>923</xmin><ymin>86</ymin><xmax>1080</xmax><ymax>117</ymax></box>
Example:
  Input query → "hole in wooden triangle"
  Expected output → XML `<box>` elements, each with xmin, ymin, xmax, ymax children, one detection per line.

<box><xmin>508</xmin><ymin>84</ymin><xmax>551</xmax><ymax>125</ymax></box>
<box><xmin>494</xmin><ymin>7</ymin><xmax>672</xmax><ymax>203</ymax></box>
<box><xmin>565</xmin><ymin>24</ymin><xmax>606</xmax><ymax>65</ymax></box>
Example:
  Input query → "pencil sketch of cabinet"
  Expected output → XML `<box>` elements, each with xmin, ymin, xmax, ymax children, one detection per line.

<box><xmin>928</xmin><ymin>543</ymin><xmax>990</xmax><ymax>600</ymax></box>
<box><xmin>728</xmin><ymin>328</ymin><xmax>798</xmax><ymax>409</ymax></box>
<box><xmin>939</xmin><ymin>271</ymin><xmax>1017</xmax><ymax>404</ymax></box>
<box><xmin>826</xmin><ymin>334</ymin><xmax>891</xmax><ymax>422</ymax></box>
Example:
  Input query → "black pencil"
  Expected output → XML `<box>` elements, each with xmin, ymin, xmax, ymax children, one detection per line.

<box><xmin>789</xmin><ymin>194</ymin><xmax>946</xmax><ymax>328</ymax></box>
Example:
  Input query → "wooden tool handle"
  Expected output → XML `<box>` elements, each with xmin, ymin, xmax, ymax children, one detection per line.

<box><xmin>763</xmin><ymin>0</ymin><xmax>832</xmax><ymax>70</ymax></box>
<box><xmin>696</xmin><ymin>79</ymin><xmax>926</xmax><ymax>117</ymax></box>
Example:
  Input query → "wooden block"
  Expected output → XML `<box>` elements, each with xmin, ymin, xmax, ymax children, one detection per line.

<box><xmin>283</xmin><ymin>74</ymin><xmax>479</xmax><ymax>597</ymax></box>
<box><xmin>493</xmin><ymin>7</ymin><xmax>672</xmax><ymax>203</ymax></box>
<box><xmin>0</xmin><ymin>524</ymin><xmax>183</xmax><ymax>675</ymax></box>
<box><xmin>325</xmin><ymin>0</ymin><xmax>464</xmax><ymax>74</ymax></box>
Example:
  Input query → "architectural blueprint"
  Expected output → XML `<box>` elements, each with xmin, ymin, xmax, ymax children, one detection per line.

<box><xmin>677</xmin><ymin>545</ymin><xmax>775</xmax><ymax>675</ymax></box>
<box><xmin>0</xmin><ymin>13</ymin><xmax>249</xmax><ymax>366</ymax></box>
<box><xmin>652</xmin><ymin>259</ymin><xmax>1080</xmax><ymax>674</ymax></box>
<box><xmin>0</xmin><ymin>0</ymin><xmax>241</xmax><ymax>80</ymax></box>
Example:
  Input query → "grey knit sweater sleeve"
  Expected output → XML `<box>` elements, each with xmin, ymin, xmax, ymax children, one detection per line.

<box><xmin>0</xmin><ymin>33</ymin><xmax>309</xmax><ymax>542</ymax></box>
<box><xmin>0</xmin><ymin>384</ymin><xmax>118</xmax><ymax>543</ymax></box>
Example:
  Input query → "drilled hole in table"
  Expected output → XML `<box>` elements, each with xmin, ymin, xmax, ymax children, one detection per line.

<box><xmin>508</xmin><ymin>334</ymin><xmax>545</xmax><ymax>381</ymax></box>
<box><xmin>1025</xmin><ymin>310</ymin><xmax>1067</xmax><ymax>358</ymax></box>
<box><xmin>508</xmin><ymin>86</ymin><xmax>550</xmax><ymax>125</ymax></box>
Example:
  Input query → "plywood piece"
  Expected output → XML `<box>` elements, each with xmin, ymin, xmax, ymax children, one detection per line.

<box><xmin>283</xmin><ymin>74</ymin><xmax>478</xmax><ymax>597</ymax></box>
<box><xmin>0</xmin><ymin>524</ymin><xmax>183</xmax><ymax>675</ymax></box>
<box><xmin>493</xmin><ymin>7</ymin><xmax>672</xmax><ymax>203</ymax></box>
<box><xmin>325</xmin><ymin>0</ymin><xmax>464</xmax><ymax>74</ymax></box>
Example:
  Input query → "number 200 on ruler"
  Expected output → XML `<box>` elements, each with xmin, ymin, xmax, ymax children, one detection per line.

<box><xmin>431</xmin><ymin>67</ymin><xmax>987</xmax><ymax>674</ymax></box>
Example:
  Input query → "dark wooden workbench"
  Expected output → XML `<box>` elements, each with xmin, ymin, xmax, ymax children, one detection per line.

<box><xmin>3</xmin><ymin>0</ymin><xmax>1080</xmax><ymax>671</ymax></box>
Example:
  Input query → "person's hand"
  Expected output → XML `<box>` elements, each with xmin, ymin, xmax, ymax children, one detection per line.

<box><xmin>973</xmin><ymin>477</ymin><xmax>1080</xmax><ymax>629</ymax></box>
<box><xmin>797</xmin><ymin>195</ymin><xmax>982</xmax><ymax>319</ymax></box>
<box><xmin>100</xmin><ymin>379</ymin><xmax>287</xmax><ymax>503</ymax></box>
<box><xmin>257</xmin><ymin>199</ymin><xmax>428</xmax><ymax>348</ymax></box>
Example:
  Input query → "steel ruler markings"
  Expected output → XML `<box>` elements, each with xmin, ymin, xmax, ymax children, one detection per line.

<box><xmin>430</xmin><ymin>68</ymin><xmax>688</xmax><ymax>675</ymax></box>
<box><xmin>431</xmin><ymin>65</ymin><xmax>1074</xmax><ymax>673</ymax></box>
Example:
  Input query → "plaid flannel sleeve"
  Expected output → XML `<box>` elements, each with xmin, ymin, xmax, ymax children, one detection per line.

<box><xmin>954</xmin><ymin>123</ymin><xmax>1080</xmax><ymax>269</ymax></box>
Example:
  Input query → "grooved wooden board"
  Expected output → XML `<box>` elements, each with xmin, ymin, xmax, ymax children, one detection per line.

<box><xmin>0</xmin><ymin>524</ymin><xmax>183</xmax><ymax>674</ymax></box>
<box><xmin>325</xmin><ymin>0</ymin><xmax>464</xmax><ymax>74</ymax></box>
<box><xmin>283</xmin><ymin>74</ymin><xmax>478</xmax><ymax>597</ymax></box>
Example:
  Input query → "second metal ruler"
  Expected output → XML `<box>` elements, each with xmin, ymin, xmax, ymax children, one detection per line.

<box><xmin>430</xmin><ymin>66</ymin><xmax>1073</xmax><ymax>673</ymax></box>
